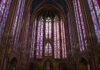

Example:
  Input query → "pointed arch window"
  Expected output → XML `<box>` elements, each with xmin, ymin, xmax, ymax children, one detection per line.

<box><xmin>60</xmin><ymin>18</ymin><xmax>67</xmax><ymax>58</ymax></box>
<box><xmin>73</xmin><ymin>0</ymin><xmax>87</xmax><ymax>51</ymax></box>
<box><xmin>88</xmin><ymin>0</ymin><xmax>100</xmax><ymax>43</ymax></box>
<box><xmin>54</xmin><ymin>16</ymin><xmax>60</xmax><ymax>59</ymax></box>
<box><xmin>30</xmin><ymin>16</ymin><xmax>67</xmax><ymax>59</ymax></box>
<box><xmin>11</xmin><ymin>0</ymin><xmax>26</xmax><ymax>47</ymax></box>
<box><xmin>45</xmin><ymin>43</ymin><xmax>52</xmax><ymax>56</ymax></box>
<box><xmin>45</xmin><ymin>17</ymin><xmax>52</xmax><ymax>39</ymax></box>
<box><xmin>36</xmin><ymin>17</ymin><xmax>44</xmax><ymax>58</ymax></box>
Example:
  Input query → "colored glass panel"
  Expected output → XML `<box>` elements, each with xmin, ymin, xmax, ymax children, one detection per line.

<box><xmin>0</xmin><ymin>0</ymin><xmax>12</xmax><ymax>41</ymax></box>
<box><xmin>35</xmin><ymin>16</ymin><xmax>67</xmax><ymax>59</ymax></box>
<box><xmin>61</xmin><ymin>18</ymin><xmax>67</xmax><ymax>58</ymax></box>
<box><xmin>36</xmin><ymin>17</ymin><xmax>44</xmax><ymax>58</ymax></box>
<box><xmin>45</xmin><ymin>17</ymin><xmax>52</xmax><ymax>39</ymax></box>
<box><xmin>45</xmin><ymin>43</ymin><xmax>52</xmax><ymax>56</ymax></box>
<box><xmin>73</xmin><ymin>0</ymin><xmax>87</xmax><ymax>51</ymax></box>
<box><xmin>88</xmin><ymin>0</ymin><xmax>100</xmax><ymax>43</ymax></box>
<box><xmin>54</xmin><ymin>16</ymin><xmax>60</xmax><ymax>59</ymax></box>
<box><xmin>13</xmin><ymin>0</ymin><xmax>26</xmax><ymax>47</ymax></box>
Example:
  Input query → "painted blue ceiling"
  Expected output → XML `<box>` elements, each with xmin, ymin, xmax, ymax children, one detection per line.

<box><xmin>31</xmin><ymin>0</ymin><xmax>67</xmax><ymax>13</ymax></box>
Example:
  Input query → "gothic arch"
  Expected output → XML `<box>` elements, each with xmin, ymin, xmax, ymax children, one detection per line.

<box><xmin>30</xmin><ymin>0</ymin><xmax>68</xmax><ymax>24</ymax></box>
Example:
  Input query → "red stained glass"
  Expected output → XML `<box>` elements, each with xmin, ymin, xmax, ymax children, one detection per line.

<box><xmin>33</xmin><ymin>16</ymin><xmax>67</xmax><ymax>59</ymax></box>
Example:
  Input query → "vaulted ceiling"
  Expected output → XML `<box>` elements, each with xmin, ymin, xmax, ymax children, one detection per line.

<box><xmin>31</xmin><ymin>0</ymin><xmax>67</xmax><ymax>14</ymax></box>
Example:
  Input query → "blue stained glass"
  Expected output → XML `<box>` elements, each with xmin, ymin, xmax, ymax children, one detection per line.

<box><xmin>12</xmin><ymin>0</ymin><xmax>21</xmax><ymax>36</ymax></box>
<box><xmin>73</xmin><ymin>0</ymin><xmax>87</xmax><ymax>51</ymax></box>
<box><xmin>0</xmin><ymin>0</ymin><xmax>12</xmax><ymax>41</ymax></box>
<box><xmin>32</xmin><ymin>15</ymin><xmax>67</xmax><ymax>59</ymax></box>
<box><xmin>14</xmin><ymin>0</ymin><xmax>26</xmax><ymax>47</ymax></box>
<box><xmin>88</xmin><ymin>0</ymin><xmax>100</xmax><ymax>43</ymax></box>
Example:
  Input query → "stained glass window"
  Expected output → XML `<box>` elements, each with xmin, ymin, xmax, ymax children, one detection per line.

<box><xmin>45</xmin><ymin>17</ymin><xmax>52</xmax><ymax>38</ymax></box>
<box><xmin>11</xmin><ymin>0</ymin><xmax>26</xmax><ymax>47</ymax></box>
<box><xmin>0</xmin><ymin>0</ymin><xmax>12</xmax><ymax>40</ymax></box>
<box><xmin>54</xmin><ymin>16</ymin><xmax>60</xmax><ymax>59</ymax></box>
<box><xmin>36</xmin><ymin>17</ymin><xmax>44</xmax><ymax>58</ymax></box>
<box><xmin>12</xmin><ymin>0</ymin><xmax>22</xmax><ymax>36</ymax></box>
<box><xmin>31</xmin><ymin>16</ymin><xmax>67</xmax><ymax>59</ymax></box>
<box><xmin>73</xmin><ymin>0</ymin><xmax>87</xmax><ymax>51</ymax></box>
<box><xmin>88</xmin><ymin>0</ymin><xmax>100</xmax><ymax>43</ymax></box>
<box><xmin>60</xmin><ymin>18</ymin><xmax>67</xmax><ymax>58</ymax></box>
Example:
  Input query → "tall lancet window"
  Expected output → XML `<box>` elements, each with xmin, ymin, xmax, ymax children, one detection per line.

<box><xmin>36</xmin><ymin>17</ymin><xmax>44</xmax><ymax>58</ymax></box>
<box><xmin>54</xmin><ymin>16</ymin><xmax>67</xmax><ymax>59</ymax></box>
<box><xmin>0</xmin><ymin>0</ymin><xmax>12</xmax><ymax>40</ymax></box>
<box><xmin>45</xmin><ymin>17</ymin><xmax>52</xmax><ymax>39</ymax></box>
<box><xmin>60</xmin><ymin>18</ymin><xmax>67</xmax><ymax>58</ymax></box>
<box><xmin>88</xmin><ymin>0</ymin><xmax>100</xmax><ymax>43</ymax></box>
<box><xmin>73</xmin><ymin>0</ymin><xmax>87</xmax><ymax>51</ymax></box>
<box><xmin>54</xmin><ymin>16</ymin><xmax>60</xmax><ymax>59</ymax></box>
<box><xmin>31</xmin><ymin>15</ymin><xmax>67</xmax><ymax>59</ymax></box>
<box><xmin>11</xmin><ymin>0</ymin><xmax>26</xmax><ymax>47</ymax></box>
<box><xmin>45</xmin><ymin>17</ymin><xmax>52</xmax><ymax>56</ymax></box>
